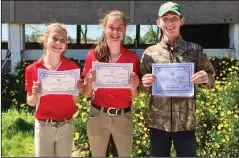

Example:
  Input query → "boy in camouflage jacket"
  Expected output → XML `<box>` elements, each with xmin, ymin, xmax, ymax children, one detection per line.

<box><xmin>140</xmin><ymin>1</ymin><xmax>215</xmax><ymax>157</ymax></box>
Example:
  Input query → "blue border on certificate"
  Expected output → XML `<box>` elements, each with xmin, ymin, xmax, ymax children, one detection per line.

<box><xmin>92</xmin><ymin>62</ymin><xmax>133</xmax><ymax>89</ymax></box>
<box><xmin>38</xmin><ymin>69</ymin><xmax>80</xmax><ymax>96</ymax></box>
<box><xmin>152</xmin><ymin>63</ymin><xmax>194</xmax><ymax>97</ymax></box>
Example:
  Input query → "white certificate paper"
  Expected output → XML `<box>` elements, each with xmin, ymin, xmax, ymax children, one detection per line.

<box><xmin>92</xmin><ymin>62</ymin><xmax>133</xmax><ymax>89</ymax></box>
<box><xmin>38</xmin><ymin>69</ymin><xmax>80</xmax><ymax>96</ymax></box>
<box><xmin>152</xmin><ymin>63</ymin><xmax>194</xmax><ymax>97</ymax></box>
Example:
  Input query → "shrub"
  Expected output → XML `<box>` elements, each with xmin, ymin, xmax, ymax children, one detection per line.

<box><xmin>1</xmin><ymin>55</ymin><xmax>239</xmax><ymax>157</ymax></box>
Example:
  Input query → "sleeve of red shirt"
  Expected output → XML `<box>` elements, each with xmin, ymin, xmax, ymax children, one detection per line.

<box><xmin>25</xmin><ymin>66</ymin><xmax>33</xmax><ymax>93</ymax></box>
<box><xmin>81</xmin><ymin>51</ymin><xmax>93</xmax><ymax>77</ymax></box>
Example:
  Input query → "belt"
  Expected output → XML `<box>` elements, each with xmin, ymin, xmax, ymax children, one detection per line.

<box><xmin>38</xmin><ymin>117</ymin><xmax>72</xmax><ymax>123</ymax></box>
<box><xmin>92</xmin><ymin>103</ymin><xmax>131</xmax><ymax>116</ymax></box>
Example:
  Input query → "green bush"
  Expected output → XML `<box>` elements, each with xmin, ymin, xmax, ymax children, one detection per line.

<box><xmin>1</xmin><ymin>56</ymin><xmax>239</xmax><ymax>157</ymax></box>
<box><xmin>1</xmin><ymin>60</ymin><xmax>33</xmax><ymax>112</ymax></box>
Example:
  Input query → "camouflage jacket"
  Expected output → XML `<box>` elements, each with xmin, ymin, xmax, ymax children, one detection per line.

<box><xmin>140</xmin><ymin>35</ymin><xmax>215</xmax><ymax>132</ymax></box>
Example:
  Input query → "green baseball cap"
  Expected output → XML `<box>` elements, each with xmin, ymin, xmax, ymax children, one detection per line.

<box><xmin>158</xmin><ymin>2</ymin><xmax>182</xmax><ymax>17</ymax></box>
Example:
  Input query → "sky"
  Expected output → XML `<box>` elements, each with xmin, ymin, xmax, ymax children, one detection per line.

<box><xmin>2</xmin><ymin>23</ymin><xmax>158</xmax><ymax>42</ymax></box>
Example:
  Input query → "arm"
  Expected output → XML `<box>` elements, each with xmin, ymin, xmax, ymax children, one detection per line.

<box><xmin>83</xmin><ymin>69</ymin><xmax>95</xmax><ymax>98</ymax></box>
<box><xmin>27</xmin><ymin>93</ymin><xmax>39</xmax><ymax>107</ymax></box>
<box><xmin>139</xmin><ymin>49</ymin><xmax>155</xmax><ymax>93</ymax></box>
<box><xmin>81</xmin><ymin>52</ymin><xmax>95</xmax><ymax>98</ymax></box>
<box><xmin>129</xmin><ymin>72</ymin><xmax>139</xmax><ymax>98</ymax></box>
<box><xmin>131</xmin><ymin>87</ymin><xmax>139</xmax><ymax>98</ymax></box>
<box><xmin>73</xmin><ymin>79</ymin><xmax>84</xmax><ymax>102</ymax></box>
<box><xmin>26</xmin><ymin>81</ymin><xmax>41</xmax><ymax>106</ymax></box>
<box><xmin>25</xmin><ymin>66</ymin><xmax>41</xmax><ymax>107</ymax></box>
<box><xmin>129</xmin><ymin>56</ymin><xmax>140</xmax><ymax>98</ymax></box>
<box><xmin>192</xmin><ymin>49</ymin><xmax>216</xmax><ymax>89</ymax></box>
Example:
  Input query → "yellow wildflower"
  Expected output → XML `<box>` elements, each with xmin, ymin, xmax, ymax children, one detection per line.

<box><xmin>215</xmin><ymin>143</ymin><xmax>220</xmax><ymax>148</ymax></box>
<box><xmin>77</xmin><ymin>103</ymin><xmax>83</xmax><ymax>109</ymax></box>
<box><xmin>140</xmin><ymin>93</ymin><xmax>145</xmax><ymax>97</ymax></box>
<box><xmin>74</xmin><ymin>132</ymin><xmax>79</xmax><ymax>140</ymax></box>
<box><xmin>217</xmin><ymin>124</ymin><xmax>223</xmax><ymax>130</ymax></box>
<box><xmin>220</xmin><ymin>112</ymin><xmax>225</xmax><ymax>117</ymax></box>
<box><xmin>140</xmin><ymin>101</ymin><xmax>145</xmax><ymax>107</ymax></box>
<box><xmin>221</xmin><ymin>139</ymin><xmax>226</xmax><ymax>143</ymax></box>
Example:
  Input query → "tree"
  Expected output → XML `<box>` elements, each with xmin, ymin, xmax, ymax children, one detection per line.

<box><xmin>68</xmin><ymin>36</ymin><xmax>74</xmax><ymax>43</ymax></box>
<box><xmin>81</xmin><ymin>25</ymin><xmax>88</xmax><ymax>44</ymax></box>
<box><xmin>141</xmin><ymin>21</ymin><xmax>160</xmax><ymax>44</ymax></box>
<box><xmin>25</xmin><ymin>34</ymin><xmax>30</xmax><ymax>42</ymax></box>
<box><xmin>29</xmin><ymin>31</ymin><xmax>40</xmax><ymax>42</ymax></box>
<box><xmin>141</xmin><ymin>30</ymin><xmax>158</xmax><ymax>44</ymax></box>
<box><xmin>124</xmin><ymin>36</ymin><xmax>133</xmax><ymax>44</ymax></box>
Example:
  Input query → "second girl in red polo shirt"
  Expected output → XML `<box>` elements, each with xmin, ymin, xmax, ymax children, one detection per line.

<box><xmin>82</xmin><ymin>10</ymin><xmax>139</xmax><ymax>157</ymax></box>
<box><xmin>25</xmin><ymin>23</ymin><xmax>84</xmax><ymax>157</ymax></box>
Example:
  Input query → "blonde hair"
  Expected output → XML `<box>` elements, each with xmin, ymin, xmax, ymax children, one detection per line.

<box><xmin>39</xmin><ymin>23</ymin><xmax>68</xmax><ymax>52</ymax></box>
<box><xmin>95</xmin><ymin>10</ymin><xmax>127</xmax><ymax>62</ymax></box>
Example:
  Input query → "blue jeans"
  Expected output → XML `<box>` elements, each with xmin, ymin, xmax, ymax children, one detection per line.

<box><xmin>150</xmin><ymin>128</ymin><xmax>196</xmax><ymax>157</ymax></box>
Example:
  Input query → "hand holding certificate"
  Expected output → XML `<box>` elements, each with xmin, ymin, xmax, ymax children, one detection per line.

<box><xmin>152</xmin><ymin>63</ymin><xmax>194</xmax><ymax>97</ymax></box>
<box><xmin>92</xmin><ymin>62</ymin><xmax>133</xmax><ymax>89</ymax></box>
<box><xmin>38</xmin><ymin>69</ymin><xmax>80</xmax><ymax>96</ymax></box>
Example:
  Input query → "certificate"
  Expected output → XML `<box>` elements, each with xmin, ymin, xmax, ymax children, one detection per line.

<box><xmin>152</xmin><ymin>63</ymin><xmax>194</xmax><ymax>97</ymax></box>
<box><xmin>92</xmin><ymin>62</ymin><xmax>133</xmax><ymax>89</ymax></box>
<box><xmin>38</xmin><ymin>69</ymin><xmax>80</xmax><ymax>96</ymax></box>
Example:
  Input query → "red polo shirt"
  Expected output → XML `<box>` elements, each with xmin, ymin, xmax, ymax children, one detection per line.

<box><xmin>82</xmin><ymin>45</ymin><xmax>139</xmax><ymax>109</ymax></box>
<box><xmin>25</xmin><ymin>56</ymin><xmax>78</xmax><ymax>121</ymax></box>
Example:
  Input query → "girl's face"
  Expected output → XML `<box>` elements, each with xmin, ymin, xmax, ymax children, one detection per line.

<box><xmin>104</xmin><ymin>15</ymin><xmax>126</xmax><ymax>44</ymax></box>
<box><xmin>157</xmin><ymin>12</ymin><xmax>184</xmax><ymax>38</ymax></box>
<box><xmin>45</xmin><ymin>29</ymin><xmax>67</xmax><ymax>55</ymax></box>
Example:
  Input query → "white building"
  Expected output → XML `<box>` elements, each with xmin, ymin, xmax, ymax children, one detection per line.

<box><xmin>1</xmin><ymin>1</ymin><xmax>239</xmax><ymax>73</ymax></box>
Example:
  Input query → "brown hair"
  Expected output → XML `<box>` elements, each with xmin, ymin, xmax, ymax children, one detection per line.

<box><xmin>39</xmin><ymin>23</ymin><xmax>68</xmax><ymax>53</ymax></box>
<box><xmin>95</xmin><ymin>10</ymin><xmax>127</xmax><ymax>62</ymax></box>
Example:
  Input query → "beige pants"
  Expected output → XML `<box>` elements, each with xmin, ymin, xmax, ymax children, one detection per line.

<box><xmin>87</xmin><ymin>105</ymin><xmax>133</xmax><ymax>157</ymax></box>
<box><xmin>34</xmin><ymin>119</ymin><xmax>74</xmax><ymax>157</ymax></box>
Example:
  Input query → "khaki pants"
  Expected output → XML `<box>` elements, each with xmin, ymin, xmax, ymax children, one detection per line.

<box><xmin>87</xmin><ymin>105</ymin><xmax>133</xmax><ymax>157</ymax></box>
<box><xmin>34</xmin><ymin>119</ymin><xmax>74</xmax><ymax>157</ymax></box>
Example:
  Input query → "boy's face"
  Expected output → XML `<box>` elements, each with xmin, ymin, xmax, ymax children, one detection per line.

<box><xmin>157</xmin><ymin>11</ymin><xmax>184</xmax><ymax>38</ymax></box>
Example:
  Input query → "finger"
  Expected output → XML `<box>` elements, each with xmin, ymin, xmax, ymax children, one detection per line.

<box><xmin>142</xmin><ymin>77</ymin><xmax>155</xmax><ymax>83</ymax></box>
<box><xmin>143</xmin><ymin>82</ymin><xmax>152</xmax><ymax>87</ymax></box>
<box><xmin>78</xmin><ymin>79</ymin><xmax>84</xmax><ymax>83</ymax></box>
<box><xmin>192</xmin><ymin>76</ymin><xmax>208</xmax><ymax>84</ymax></box>
<box><xmin>33</xmin><ymin>81</ymin><xmax>40</xmax><ymax>86</ymax></box>
<box><xmin>191</xmin><ymin>72</ymin><xmax>207</xmax><ymax>82</ymax></box>
<box><xmin>191</xmin><ymin>70</ymin><xmax>206</xmax><ymax>79</ymax></box>
<box><xmin>142</xmin><ymin>80</ymin><xmax>153</xmax><ymax>85</ymax></box>
<box><xmin>89</xmin><ymin>69</ymin><xmax>96</xmax><ymax>75</ymax></box>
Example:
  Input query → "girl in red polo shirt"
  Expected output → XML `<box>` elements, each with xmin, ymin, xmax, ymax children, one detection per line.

<box><xmin>25</xmin><ymin>23</ymin><xmax>84</xmax><ymax>157</ymax></box>
<box><xmin>81</xmin><ymin>10</ymin><xmax>139</xmax><ymax>157</ymax></box>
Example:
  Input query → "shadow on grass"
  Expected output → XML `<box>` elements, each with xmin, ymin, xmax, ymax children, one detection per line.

<box><xmin>4</xmin><ymin>118</ymin><xmax>34</xmax><ymax>138</ymax></box>
<box><xmin>14</xmin><ymin>118</ymin><xmax>34</xmax><ymax>132</ymax></box>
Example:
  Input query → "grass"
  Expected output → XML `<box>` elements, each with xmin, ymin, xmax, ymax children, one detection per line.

<box><xmin>2</xmin><ymin>107</ymin><xmax>35</xmax><ymax>157</ymax></box>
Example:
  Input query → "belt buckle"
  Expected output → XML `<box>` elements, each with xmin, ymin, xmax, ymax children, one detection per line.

<box><xmin>107</xmin><ymin>107</ymin><xmax>118</xmax><ymax>116</ymax></box>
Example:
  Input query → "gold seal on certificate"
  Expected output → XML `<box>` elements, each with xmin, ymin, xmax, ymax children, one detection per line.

<box><xmin>92</xmin><ymin>62</ymin><xmax>133</xmax><ymax>89</ymax></box>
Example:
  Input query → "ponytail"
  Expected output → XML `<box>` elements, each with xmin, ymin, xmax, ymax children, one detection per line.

<box><xmin>95</xmin><ymin>33</ymin><xmax>110</xmax><ymax>62</ymax></box>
